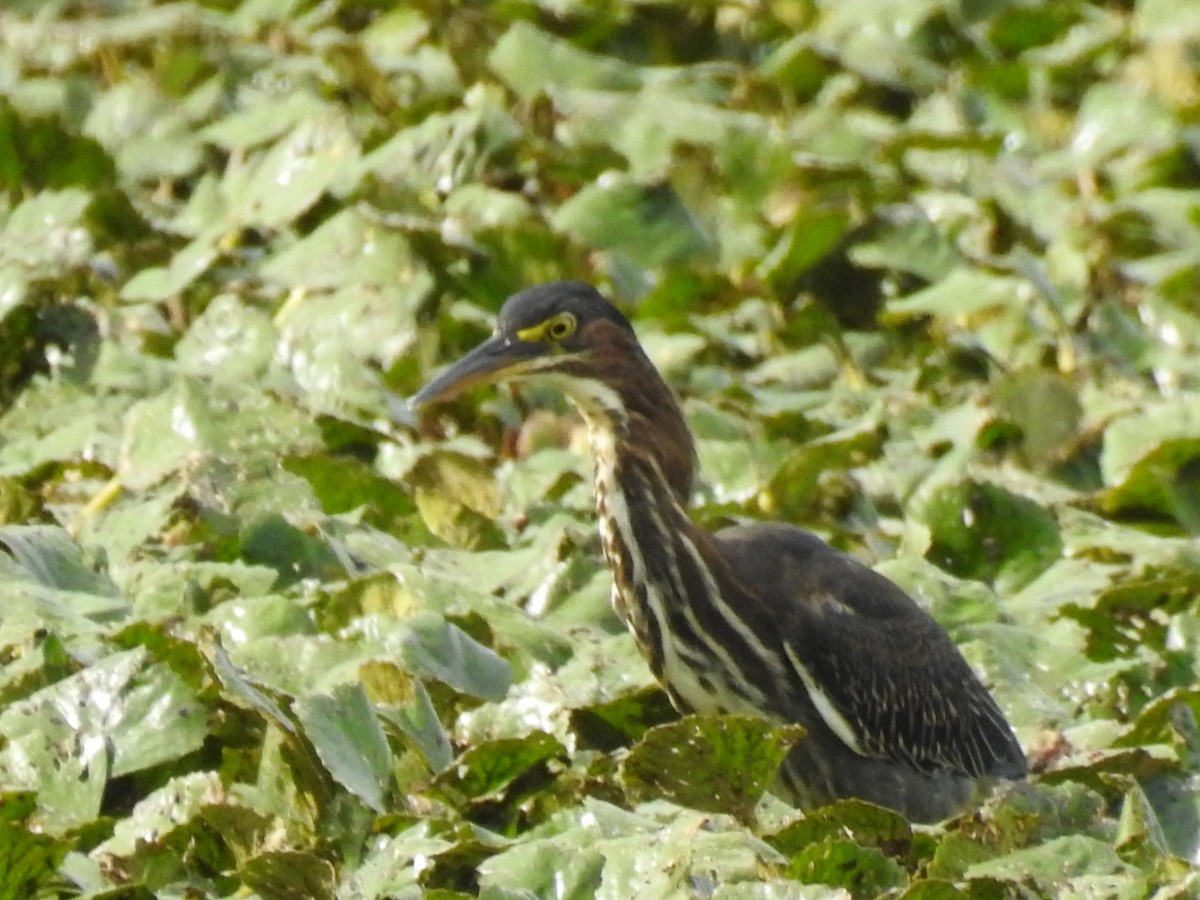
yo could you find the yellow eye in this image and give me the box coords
[545,313,576,341]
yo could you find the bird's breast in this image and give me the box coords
[595,468,657,658]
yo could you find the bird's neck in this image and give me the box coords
[572,394,780,716]
[563,364,696,504]
[580,398,698,686]
[556,367,696,658]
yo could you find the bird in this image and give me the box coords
[412,281,1027,822]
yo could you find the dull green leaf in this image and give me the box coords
[295,683,393,812]
[620,715,804,822]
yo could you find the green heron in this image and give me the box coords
[413,281,1026,822]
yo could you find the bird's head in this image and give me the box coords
[413,280,696,498]
[411,281,638,415]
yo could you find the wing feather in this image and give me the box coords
[715,522,1026,779]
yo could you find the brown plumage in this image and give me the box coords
[413,281,1027,821]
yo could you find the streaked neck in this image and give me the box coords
[564,380,781,717]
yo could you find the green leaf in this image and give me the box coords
[963,835,1131,887]
[884,269,1054,365]
[620,715,804,822]
[1100,396,1200,529]
[768,799,914,858]
[85,79,204,181]
[260,208,420,291]
[990,368,1083,469]
[120,229,221,302]
[431,731,565,805]
[174,294,278,382]
[895,880,965,900]
[0,524,120,597]
[1116,781,1174,870]
[552,178,710,270]
[238,513,342,586]
[211,644,299,737]
[916,479,1062,590]
[118,377,323,492]
[222,113,360,230]
[849,208,959,282]
[357,94,519,192]
[0,187,92,273]
[888,268,1026,320]
[408,450,505,550]
[786,837,908,896]
[200,90,331,152]
[477,839,604,900]
[361,660,453,772]
[0,648,207,830]
[765,422,882,521]
[490,23,644,100]
[0,381,126,477]
[238,850,337,900]
[399,610,512,702]
[570,685,678,751]
[1067,82,1176,167]
[1143,773,1200,863]
[0,477,38,526]
[295,683,393,813]
[95,770,226,858]
[477,799,785,897]
[0,820,68,900]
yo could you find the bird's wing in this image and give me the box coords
[714,523,1026,779]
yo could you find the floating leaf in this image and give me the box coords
[361,660,453,773]
[489,22,644,100]
[990,368,1083,469]
[916,479,1062,591]
[0,820,68,900]
[295,684,393,812]
[787,837,909,897]
[431,731,566,806]
[94,770,226,858]
[398,610,512,702]
[963,835,1132,889]
[223,113,360,230]
[620,715,804,822]
[238,850,337,900]
[1100,397,1200,529]
[769,799,914,859]
[0,524,120,598]
[0,648,207,832]
[552,178,710,269]
[174,294,278,382]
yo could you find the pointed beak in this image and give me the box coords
[410,334,543,409]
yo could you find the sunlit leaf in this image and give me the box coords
[295,683,393,812]
[398,611,512,702]
[964,834,1132,889]
[94,770,226,858]
[223,113,360,230]
[361,660,453,772]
